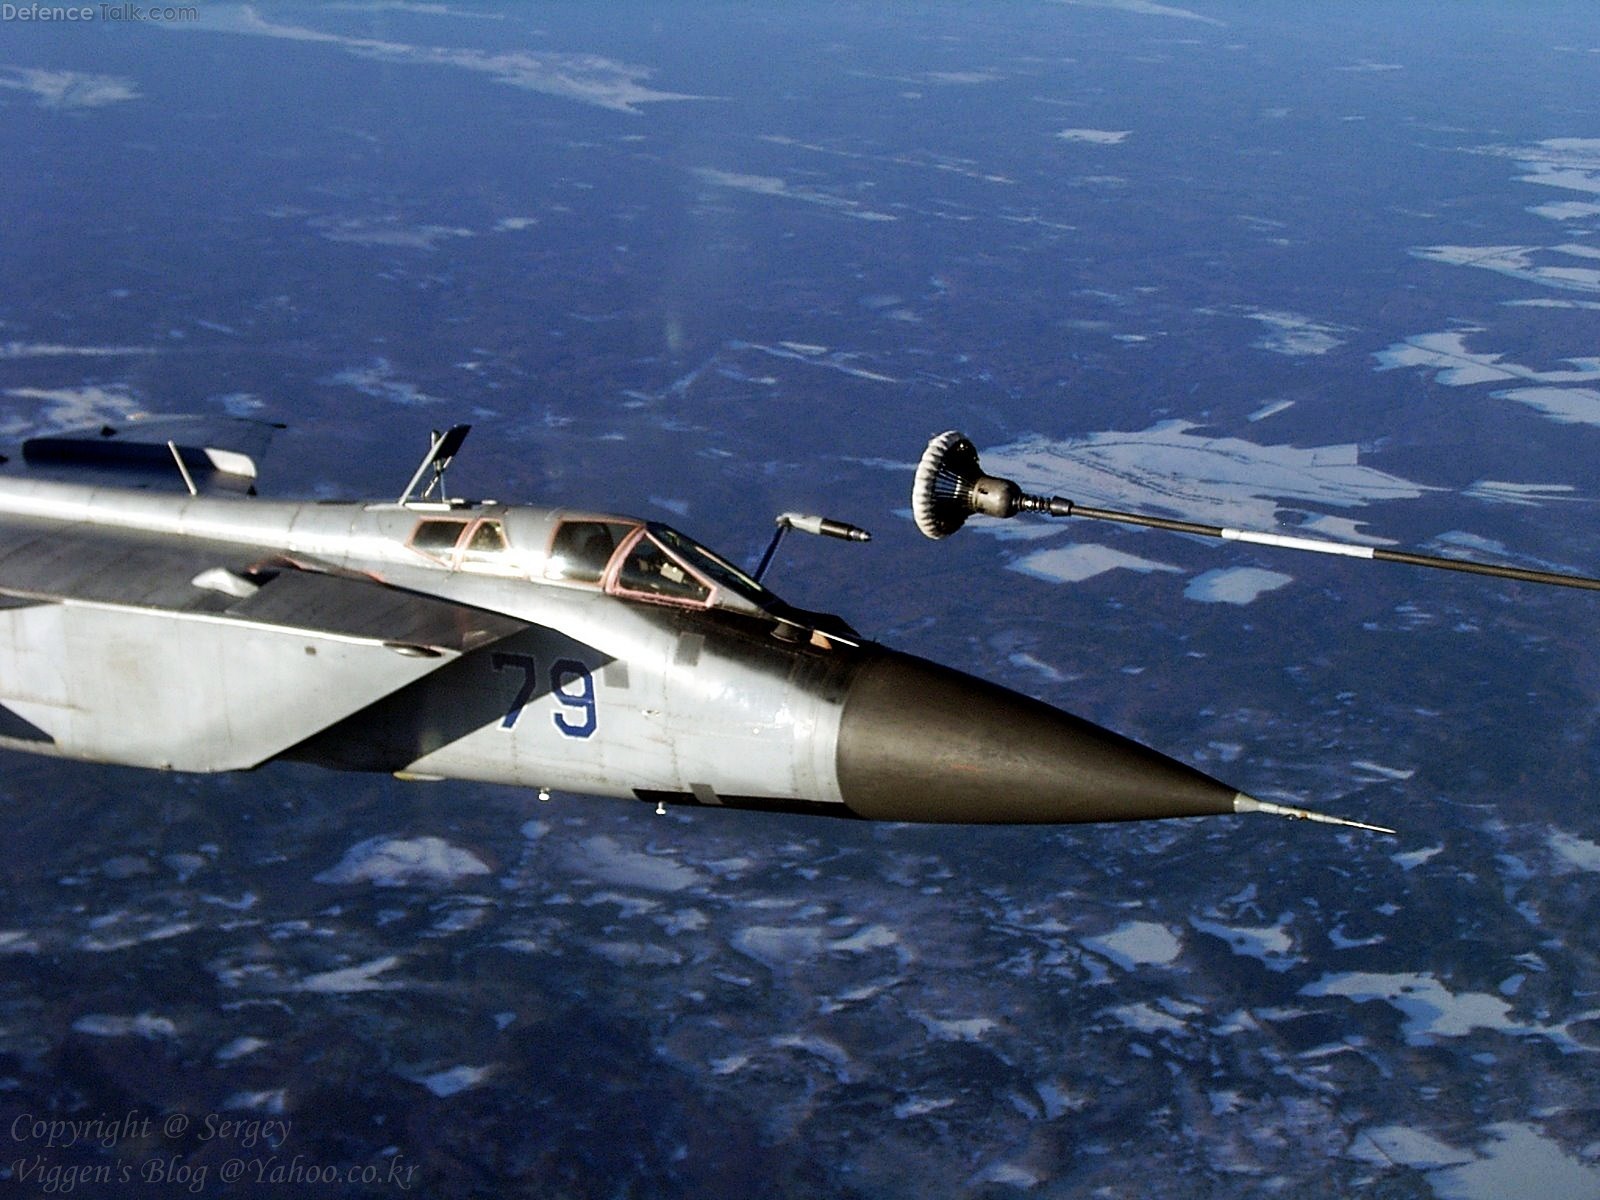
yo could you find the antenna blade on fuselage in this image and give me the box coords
[397,424,471,505]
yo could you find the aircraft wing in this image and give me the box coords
[0,518,528,772]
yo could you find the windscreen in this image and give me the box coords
[648,523,772,608]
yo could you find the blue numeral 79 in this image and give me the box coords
[549,659,596,739]
[492,653,597,738]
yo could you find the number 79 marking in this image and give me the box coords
[492,652,597,739]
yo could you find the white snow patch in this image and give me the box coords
[299,955,404,993]
[1466,480,1581,506]
[1035,1080,1081,1119]
[1411,244,1600,293]
[1350,1125,1474,1170]
[1083,920,1182,970]
[972,1161,1045,1188]
[315,836,490,887]
[72,1013,176,1039]
[78,919,200,953]
[916,1014,999,1042]
[1501,137,1600,194]
[1430,530,1514,558]
[1051,0,1226,26]
[1329,926,1385,950]
[0,931,39,954]
[732,925,824,969]
[1393,844,1444,871]
[216,1036,269,1063]
[1351,759,1415,782]
[1376,330,1600,394]
[659,908,708,936]
[696,168,897,222]
[925,71,1002,85]
[894,1095,957,1119]
[0,67,139,108]
[1056,128,1130,145]
[1374,329,1515,385]
[0,385,140,438]
[1299,971,1587,1046]
[223,1090,287,1115]
[416,1065,494,1097]
[313,216,473,250]
[1248,399,1295,421]
[565,836,705,893]
[1009,652,1069,682]
[591,941,682,967]
[1549,830,1600,872]
[1111,1002,1188,1035]
[830,924,901,954]
[1530,201,1600,220]
[183,7,699,114]
[212,392,264,417]
[1504,298,1600,310]
[976,422,1427,534]
[1239,308,1348,356]
[0,341,154,359]
[323,358,444,406]
[729,339,899,384]
[1010,543,1182,584]
[1184,567,1292,605]
[1191,917,1299,971]
[1431,1122,1600,1200]
[1494,386,1600,427]
[772,1034,852,1071]
[1292,514,1393,545]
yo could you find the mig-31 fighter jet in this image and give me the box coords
[5,417,1586,835]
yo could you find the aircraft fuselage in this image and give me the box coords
[0,475,1256,825]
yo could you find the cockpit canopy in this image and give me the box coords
[402,510,850,635]
[546,518,773,616]
[405,512,772,614]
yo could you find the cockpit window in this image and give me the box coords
[461,519,508,560]
[615,534,711,604]
[410,518,469,557]
[546,520,637,584]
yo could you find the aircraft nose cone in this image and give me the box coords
[835,649,1240,824]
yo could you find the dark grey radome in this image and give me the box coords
[835,648,1243,825]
